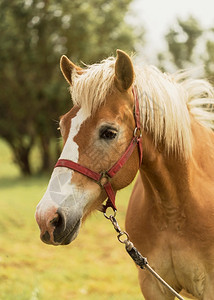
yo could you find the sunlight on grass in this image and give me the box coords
[0,139,191,299]
[0,140,142,300]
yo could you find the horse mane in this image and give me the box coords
[70,56,214,158]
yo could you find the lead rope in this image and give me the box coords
[104,212,185,300]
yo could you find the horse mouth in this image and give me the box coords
[58,219,81,245]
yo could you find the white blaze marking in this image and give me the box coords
[60,108,90,162]
[37,108,92,211]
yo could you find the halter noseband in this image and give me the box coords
[55,87,143,212]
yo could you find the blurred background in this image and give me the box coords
[0,0,214,176]
[0,0,213,299]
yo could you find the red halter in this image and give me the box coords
[55,87,143,212]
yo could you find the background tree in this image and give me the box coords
[0,0,143,175]
[204,33,214,85]
[165,16,202,69]
[158,15,214,85]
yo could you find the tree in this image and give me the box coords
[204,34,214,84]
[158,15,214,84]
[0,0,142,175]
[165,16,202,69]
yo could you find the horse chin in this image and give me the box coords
[58,218,82,245]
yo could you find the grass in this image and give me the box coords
[0,140,142,300]
[0,140,191,300]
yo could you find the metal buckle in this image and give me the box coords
[97,171,110,187]
[134,127,142,138]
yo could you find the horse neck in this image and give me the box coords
[140,132,189,208]
[139,120,214,226]
[190,118,214,178]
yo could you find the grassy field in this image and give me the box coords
[0,140,143,300]
[0,140,191,300]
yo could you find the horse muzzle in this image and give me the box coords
[35,204,82,245]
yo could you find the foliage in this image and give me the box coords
[0,0,141,175]
[204,36,214,84]
[158,16,214,85]
[165,16,202,68]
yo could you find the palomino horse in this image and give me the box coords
[36,50,214,299]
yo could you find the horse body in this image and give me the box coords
[126,119,214,299]
[36,50,214,299]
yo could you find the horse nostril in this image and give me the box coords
[38,207,82,245]
[50,213,62,228]
[51,209,66,232]
[42,231,50,243]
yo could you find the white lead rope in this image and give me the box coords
[144,264,184,300]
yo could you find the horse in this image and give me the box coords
[35,49,214,299]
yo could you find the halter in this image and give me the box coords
[55,86,143,212]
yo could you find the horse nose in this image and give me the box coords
[35,206,66,245]
[36,206,81,245]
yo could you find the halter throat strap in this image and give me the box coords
[55,86,142,212]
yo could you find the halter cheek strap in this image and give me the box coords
[55,86,142,212]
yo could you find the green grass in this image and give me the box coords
[0,140,142,300]
[0,140,191,299]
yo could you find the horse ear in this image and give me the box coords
[114,49,134,92]
[60,55,82,85]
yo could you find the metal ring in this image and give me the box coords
[134,127,142,138]
[104,208,117,220]
[97,171,110,187]
[117,231,130,244]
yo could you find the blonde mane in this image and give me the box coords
[70,57,214,157]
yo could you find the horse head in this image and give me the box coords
[35,50,140,245]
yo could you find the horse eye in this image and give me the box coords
[99,128,117,140]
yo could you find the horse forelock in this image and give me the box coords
[70,57,116,115]
[69,55,214,158]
